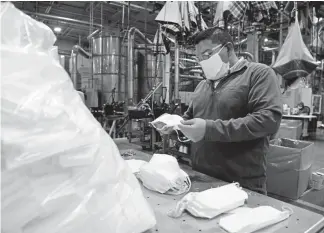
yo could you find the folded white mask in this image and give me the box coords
[219,205,293,233]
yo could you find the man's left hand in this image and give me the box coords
[178,118,206,142]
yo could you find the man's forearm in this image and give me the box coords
[204,110,282,142]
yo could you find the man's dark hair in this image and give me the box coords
[192,27,234,46]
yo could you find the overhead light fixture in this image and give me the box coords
[264,38,268,42]
[54,27,62,33]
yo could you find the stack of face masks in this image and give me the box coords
[138,154,191,195]
[168,183,248,219]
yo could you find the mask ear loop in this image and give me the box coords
[282,206,294,216]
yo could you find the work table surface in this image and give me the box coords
[114,139,324,233]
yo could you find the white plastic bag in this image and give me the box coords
[169,183,248,219]
[138,154,191,195]
[1,3,156,233]
[219,206,292,233]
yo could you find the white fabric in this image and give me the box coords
[155,1,182,26]
[169,183,248,219]
[150,113,184,131]
[219,206,292,233]
[138,154,191,195]
[1,3,156,233]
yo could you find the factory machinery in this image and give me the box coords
[69,28,175,150]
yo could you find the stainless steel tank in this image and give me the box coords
[92,36,126,103]
[137,52,164,103]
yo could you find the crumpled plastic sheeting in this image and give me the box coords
[273,17,318,80]
[1,3,156,233]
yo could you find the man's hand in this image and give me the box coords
[178,118,206,142]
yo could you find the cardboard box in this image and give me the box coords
[267,138,314,200]
[310,168,324,190]
[275,120,302,140]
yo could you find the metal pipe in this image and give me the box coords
[45,1,54,14]
[128,2,130,29]
[238,52,254,61]
[179,58,198,63]
[100,3,104,105]
[262,47,279,51]
[107,1,153,12]
[234,38,247,46]
[122,4,125,30]
[23,11,103,28]
[71,45,91,59]
[174,40,180,100]
[183,66,202,71]
[89,2,94,89]
[270,51,276,67]
[237,23,241,54]
[127,27,153,105]
[87,29,100,40]
[70,45,92,89]
[71,53,78,89]
[180,75,203,79]
[279,1,283,49]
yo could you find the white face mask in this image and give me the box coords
[199,46,229,80]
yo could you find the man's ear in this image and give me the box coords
[225,43,234,55]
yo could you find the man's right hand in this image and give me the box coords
[159,125,174,135]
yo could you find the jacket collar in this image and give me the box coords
[229,57,248,74]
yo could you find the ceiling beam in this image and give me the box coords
[85,2,101,12]
[45,1,55,14]
[23,11,103,28]
[106,1,155,13]
[41,1,55,23]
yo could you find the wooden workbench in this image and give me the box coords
[114,139,324,233]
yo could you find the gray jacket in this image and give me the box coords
[183,60,282,194]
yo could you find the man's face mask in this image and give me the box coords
[199,44,229,80]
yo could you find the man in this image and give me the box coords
[161,27,282,194]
